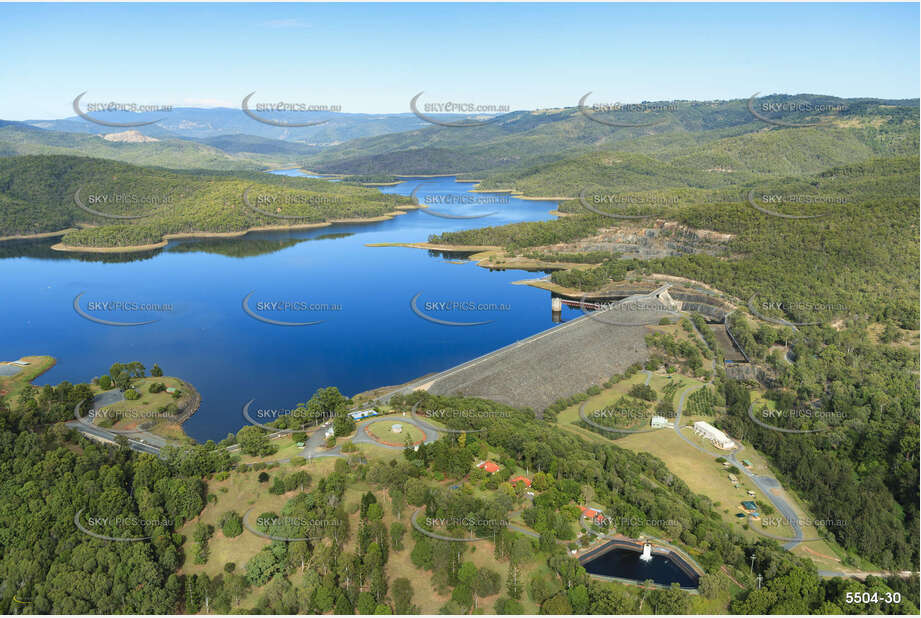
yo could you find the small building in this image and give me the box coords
[650,415,670,428]
[728,474,738,483]
[349,409,379,421]
[579,505,606,524]
[693,420,736,450]
[391,423,403,433]
[476,460,500,474]
[740,500,758,513]
[509,475,532,487]
[324,427,335,439]
[741,459,753,468]
[166,387,177,393]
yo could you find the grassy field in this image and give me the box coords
[556,368,853,567]
[180,458,339,580]
[619,428,793,534]
[557,370,701,434]
[0,355,56,405]
[236,435,307,464]
[91,376,187,426]
[179,471,287,579]
[365,419,426,445]
[354,442,405,462]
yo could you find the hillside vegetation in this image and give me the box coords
[0,155,414,247]
[303,95,918,178]
[2,376,917,614]
[0,121,268,171]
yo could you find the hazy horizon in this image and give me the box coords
[2,2,918,121]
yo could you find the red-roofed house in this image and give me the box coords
[476,460,500,474]
[579,505,606,524]
[509,475,532,487]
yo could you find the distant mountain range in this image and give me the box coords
[3,94,917,184]
[300,94,919,182]
[2,106,442,170]
[0,120,269,170]
[25,106,429,144]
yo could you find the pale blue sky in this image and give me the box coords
[1,2,918,120]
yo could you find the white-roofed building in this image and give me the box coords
[693,420,736,450]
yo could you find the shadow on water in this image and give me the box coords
[167,233,353,258]
[0,238,161,263]
[581,545,699,589]
[0,232,356,262]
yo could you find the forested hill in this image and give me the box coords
[2,376,917,613]
[0,121,271,171]
[26,107,427,143]
[0,155,413,247]
[431,153,920,572]
[301,95,918,177]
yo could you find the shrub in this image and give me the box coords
[219,511,243,538]
[628,384,657,401]
[269,477,286,495]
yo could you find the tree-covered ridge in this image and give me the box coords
[0,121,268,171]
[303,95,918,177]
[474,126,918,198]
[430,154,919,571]
[0,155,414,247]
[715,315,919,570]
[2,379,917,614]
[433,156,919,327]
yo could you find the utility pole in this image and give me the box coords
[750,554,755,574]
[756,575,763,589]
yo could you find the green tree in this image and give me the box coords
[392,577,415,614]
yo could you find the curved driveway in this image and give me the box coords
[300,415,441,460]
[669,382,805,549]
[67,390,165,456]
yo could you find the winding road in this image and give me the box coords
[298,415,443,460]
[67,390,168,457]
[668,382,806,549]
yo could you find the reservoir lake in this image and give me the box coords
[1,173,583,442]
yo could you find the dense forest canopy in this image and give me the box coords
[1,379,917,614]
[0,155,414,247]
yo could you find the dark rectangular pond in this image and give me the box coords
[581,544,699,589]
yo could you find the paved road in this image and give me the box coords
[67,390,170,457]
[299,415,442,460]
[69,422,163,456]
[669,382,805,549]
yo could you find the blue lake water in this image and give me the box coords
[1,174,582,442]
